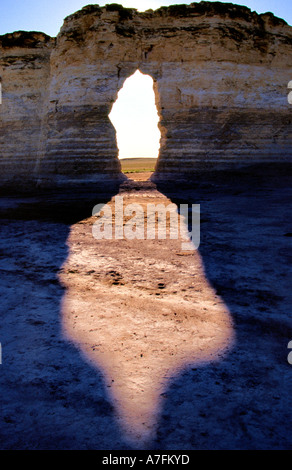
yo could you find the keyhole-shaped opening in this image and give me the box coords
[109,70,160,174]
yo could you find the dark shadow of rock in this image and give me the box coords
[1,165,291,449]
[152,163,292,450]
[0,179,136,450]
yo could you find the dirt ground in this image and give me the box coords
[0,166,291,449]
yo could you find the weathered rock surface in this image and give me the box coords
[0,3,292,188]
[0,32,54,186]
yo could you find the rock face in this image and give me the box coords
[0,3,292,188]
[0,32,54,186]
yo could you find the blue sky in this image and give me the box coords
[1,1,291,159]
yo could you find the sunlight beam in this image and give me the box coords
[60,191,235,446]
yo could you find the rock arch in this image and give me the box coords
[0,3,291,188]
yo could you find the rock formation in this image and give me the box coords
[0,32,54,187]
[0,3,292,188]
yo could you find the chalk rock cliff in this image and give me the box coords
[0,32,54,186]
[0,3,292,188]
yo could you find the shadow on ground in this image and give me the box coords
[153,164,292,449]
[0,165,291,449]
[0,182,132,450]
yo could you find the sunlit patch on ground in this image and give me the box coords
[60,176,234,445]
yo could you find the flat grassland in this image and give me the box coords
[120,157,157,173]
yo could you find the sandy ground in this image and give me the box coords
[0,167,291,449]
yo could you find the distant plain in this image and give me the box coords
[120,157,157,173]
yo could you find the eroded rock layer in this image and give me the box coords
[0,3,292,187]
[0,32,54,186]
